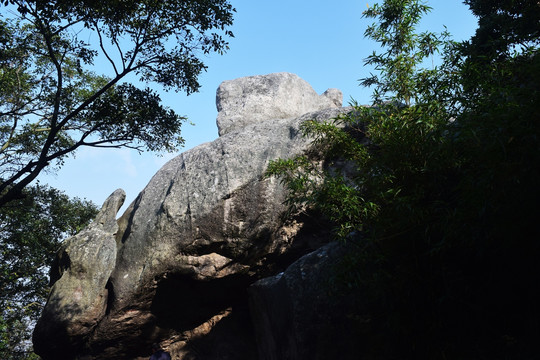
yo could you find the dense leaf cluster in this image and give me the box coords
[0,185,97,359]
[267,0,540,358]
[0,0,235,206]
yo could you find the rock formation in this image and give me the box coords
[33,72,350,359]
[249,242,362,360]
[33,189,125,358]
[216,72,342,136]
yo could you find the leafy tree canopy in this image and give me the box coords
[267,0,539,357]
[0,184,98,359]
[0,0,235,207]
[463,0,540,59]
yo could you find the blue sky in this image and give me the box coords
[40,1,478,213]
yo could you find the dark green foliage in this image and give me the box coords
[0,0,235,206]
[463,0,540,60]
[0,0,235,356]
[267,0,540,358]
[0,185,98,359]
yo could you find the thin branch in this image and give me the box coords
[95,22,119,76]
[0,108,34,118]
[32,8,63,134]
[112,35,126,72]
[58,68,128,129]
[125,30,144,71]
[82,141,139,150]
[54,17,86,35]
[0,117,18,154]
[43,136,138,164]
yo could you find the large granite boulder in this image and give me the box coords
[33,73,348,359]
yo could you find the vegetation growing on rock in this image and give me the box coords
[267,0,540,358]
[0,185,98,359]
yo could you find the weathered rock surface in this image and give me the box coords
[33,189,125,358]
[216,72,342,136]
[249,242,362,360]
[34,73,349,359]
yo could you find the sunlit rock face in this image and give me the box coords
[216,72,342,136]
[33,73,347,360]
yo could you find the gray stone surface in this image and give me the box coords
[33,73,350,360]
[216,72,342,136]
[110,107,347,310]
[249,242,362,360]
[33,189,125,358]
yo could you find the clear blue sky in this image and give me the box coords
[40,0,478,213]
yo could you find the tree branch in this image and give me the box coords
[112,34,126,72]
[94,21,120,76]
[0,116,18,154]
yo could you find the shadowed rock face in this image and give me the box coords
[249,242,363,360]
[33,189,125,359]
[33,73,347,359]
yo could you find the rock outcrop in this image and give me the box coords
[249,242,362,360]
[216,72,342,136]
[33,189,125,358]
[33,72,349,359]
